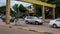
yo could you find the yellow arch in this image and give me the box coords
[20,0,56,8]
[6,0,56,24]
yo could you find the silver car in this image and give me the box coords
[25,16,43,25]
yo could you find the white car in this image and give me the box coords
[49,19,60,28]
[25,16,43,25]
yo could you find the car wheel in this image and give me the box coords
[35,21,39,25]
[53,24,57,28]
[25,21,29,24]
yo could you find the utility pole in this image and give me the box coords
[6,0,10,24]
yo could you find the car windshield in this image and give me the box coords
[56,19,60,22]
[26,16,38,19]
[38,17,42,19]
[33,17,38,19]
[27,16,33,19]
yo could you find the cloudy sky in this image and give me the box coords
[0,0,32,7]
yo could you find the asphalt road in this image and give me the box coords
[0,25,41,34]
[0,19,60,34]
[15,19,60,34]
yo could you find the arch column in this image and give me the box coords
[42,6,45,21]
[53,8,55,19]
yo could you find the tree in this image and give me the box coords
[10,8,16,17]
[19,4,27,17]
[57,0,60,3]
[47,0,56,4]
[12,4,27,18]
[33,4,42,16]
[19,4,27,12]
[12,4,19,18]
[0,6,16,17]
[40,0,56,4]
[0,6,6,15]
[33,0,60,18]
[33,0,56,18]
[12,4,18,12]
[40,0,48,2]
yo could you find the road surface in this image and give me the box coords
[0,19,60,34]
[14,19,60,34]
[0,25,41,34]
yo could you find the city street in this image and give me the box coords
[14,19,60,34]
[0,19,60,34]
[0,25,41,34]
[0,0,59,34]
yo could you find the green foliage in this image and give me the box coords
[10,9,16,17]
[58,0,60,3]
[12,4,27,18]
[40,0,48,2]
[0,6,16,17]
[12,4,18,11]
[12,4,19,18]
[33,4,42,16]
[33,0,60,18]
[0,6,6,15]
[19,4,27,17]
[40,0,56,4]
[47,0,56,4]
[19,4,27,12]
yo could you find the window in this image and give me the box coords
[56,19,60,22]
[27,16,33,19]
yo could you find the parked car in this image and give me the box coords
[0,15,2,18]
[1,15,6,22]
[38,16,42,19]
[1,16,15,22]
[25,16,43,25]
[49,19,60,28]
